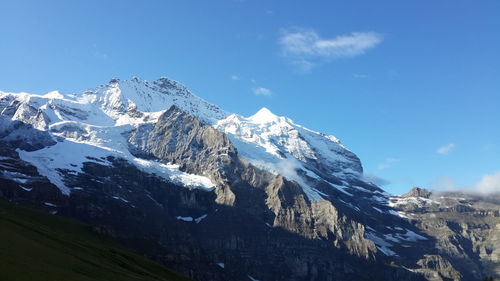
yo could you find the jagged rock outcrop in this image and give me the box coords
[402,187,432,199]
[413,255,462,281]
[127,105,379,260]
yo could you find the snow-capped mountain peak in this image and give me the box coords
[216,106,365,200]
[77,77,229,125]
[248,107,281,124]
[1,76,370,201]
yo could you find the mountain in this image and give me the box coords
[0,77,498,281]
[0,198,191,281]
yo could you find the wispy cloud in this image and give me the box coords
[229,76,271,96]
[363,173,391,186]
[279,28,383,70]
[430,172,500,194]
[436,143,455,155]
[252,87,272,96]
[291,60,315,73]
[475,171,500,194]
[430,175,459,191]
[353,73,369,79]
[377,158,400,170]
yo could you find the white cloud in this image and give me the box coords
[231,75,240,80]
[291,59,316,73]
[474,171,500,194]
[279,28,382,68]
[428,172,500,194]
[363,173,391,186]
[377,158,400,170]
[430,175,459,191]
[253,87,272,96]
[436,143,455,155]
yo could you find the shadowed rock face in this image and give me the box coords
[128,105,240,206]
[0,116,56,151]
[127,106,379,259]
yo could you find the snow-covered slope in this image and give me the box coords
[215,107,365,200]
[0,77,225,194]
[0,77,371,201]
[78,77,229,125]
[216,107,361,175]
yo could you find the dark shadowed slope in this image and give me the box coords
[0,198,191,281]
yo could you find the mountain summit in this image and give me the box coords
[248,107,280,123]
[1,77,498,281]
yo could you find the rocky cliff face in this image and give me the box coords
[390,187,500,281]
[0,77,498,281]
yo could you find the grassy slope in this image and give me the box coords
[0,199,191,281]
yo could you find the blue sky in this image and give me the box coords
[1,0,499,194]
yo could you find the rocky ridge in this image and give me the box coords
[390,187,500,281]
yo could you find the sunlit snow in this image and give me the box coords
[3,78,219,194]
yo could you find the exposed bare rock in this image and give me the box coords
[391,188,500,280]
[402,187,432,199]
